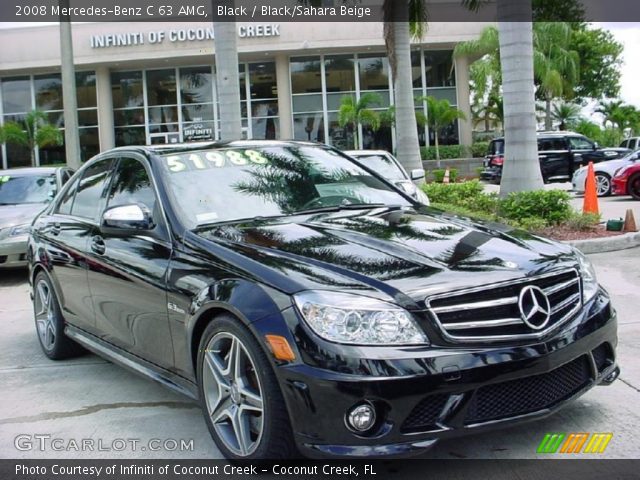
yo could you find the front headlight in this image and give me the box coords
[9,224,30,237]
[614,165,631,178]
[574,249,599,303]
[293,291,428,345]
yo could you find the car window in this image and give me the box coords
[351,154,406,181]
[60,169,73,185]
[70,158,115,221]
[0,174,57,205]
[569,137,594,150]
[106,157,157,214]
[620,140,629,149]
[56,175,80,215]
[538,138,566,151]
[489,140,504,155]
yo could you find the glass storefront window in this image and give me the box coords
[111,71,144,108]
[35,74,63,111]
[411,51,423,88]
[6,143,31,168]
[291,57,322,94]
[327,112,355,151]
[183,121,214,142]
[76,71,97,108]
[249,63,277,99]
[358,55,390,91]
[293,113,324,143]
[251,117,278,140]
[180,67,213,104]
[1,77,31,114]
[79,127,100,161]
[325,55,355,93]
[148,106,178,124]
[424,50,456,87]
[182,103,214,122]
[146,69,177,106]
[115,127,145,147]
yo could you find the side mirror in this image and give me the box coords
[101,204,154,236]
[593,142,599,150]
[410,169,425,180]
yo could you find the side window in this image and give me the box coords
[106,157,157,211]
[71,159,115,220]
[569,137,594,150]
[56,176,80,215]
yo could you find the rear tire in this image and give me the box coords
[33,271,85,360]
[629,173,640,200]
[197,315,297,459]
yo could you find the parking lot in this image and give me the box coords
[1,246,639,459]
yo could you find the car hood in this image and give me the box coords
[0,203,46,229]
[194,207,577,303]
[597,158,633,174]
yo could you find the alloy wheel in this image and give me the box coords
[202,332,264,457]
[595,174,611,197]
[35,280,56,350]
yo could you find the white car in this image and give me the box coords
[344,150,430,205]
[572,150,640,197]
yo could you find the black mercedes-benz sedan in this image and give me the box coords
[28,141,619,459]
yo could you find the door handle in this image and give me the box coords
[51,223,61,236]
[91,235,106,255]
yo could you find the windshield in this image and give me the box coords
[0,174,57,205]
[159,145,411,228]
[349,154,406,181]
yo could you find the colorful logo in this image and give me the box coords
[537,433,613,454]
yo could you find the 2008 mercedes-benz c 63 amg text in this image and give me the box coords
[28,141,619,459]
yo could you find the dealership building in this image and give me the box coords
[0,21,487,169]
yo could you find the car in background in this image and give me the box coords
[344,150,430,205]
[0,167,73,268]
[612,161,640,200]
[619,137,640,151]
[572,150,640,197]
[481,132,630,184]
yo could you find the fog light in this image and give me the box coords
[346,403,376,432]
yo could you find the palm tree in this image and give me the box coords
[497,0,544,195]
[337,93,382,149]
[533,23,580,130]
[0,110,62,167]
[421,96,466,167]
[552,102,581,131]
[214,18,242,139]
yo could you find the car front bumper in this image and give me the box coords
[480,166,501,182]
[0,235,28,268]
[272,290,618,458]
[612,177,627,196]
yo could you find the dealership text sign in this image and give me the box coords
[90,24,280,48]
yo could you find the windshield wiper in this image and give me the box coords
[293,203,403,215]
[194,214,288,229]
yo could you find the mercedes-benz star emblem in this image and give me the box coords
[518,285,551,330]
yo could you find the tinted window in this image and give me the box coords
[56,175,80,215]
[350,154,406,181]
[106,157,157,213]
[0,174,57,205]
[538,138,566,151]
[569,137,594,150]
[71,159,115,220]
[489,140,504,155]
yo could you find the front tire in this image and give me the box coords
[197,315,297,459]
[33,271,85,360]
[595,172,612,197]
[629,173,640,200]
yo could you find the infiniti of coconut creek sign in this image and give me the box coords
[90,24,280,48]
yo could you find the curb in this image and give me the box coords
[563,231,640,254]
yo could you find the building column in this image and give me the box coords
[275,54,293,140]
[455,55,473,149]
[95,66,115,151]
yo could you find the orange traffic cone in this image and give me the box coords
[583,161,599,216]
[443,167,451,184]
[623,209,638,232]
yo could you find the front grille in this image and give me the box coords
[465,356,591,424]
[402,394,449,431]
[426,269,581,342]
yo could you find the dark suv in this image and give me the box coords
[481,132,630,184]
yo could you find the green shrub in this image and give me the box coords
[423,180,498,212]
[499,190,572,225]
[470,141,489,158]
[420,145,468,160]
[565,212,601,231]
[513,217,548,231]
[431,168,459,183]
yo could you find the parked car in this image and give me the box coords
[29,141,619,459]
[481,132,630,184]
[344,150,430,205]
[619,137,640,151]
[0,167,73,268]
[572,150,640,197]
[612,160,640,200]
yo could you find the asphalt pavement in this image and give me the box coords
[1,246,639,459]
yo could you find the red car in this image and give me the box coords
[612,162,640,200]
